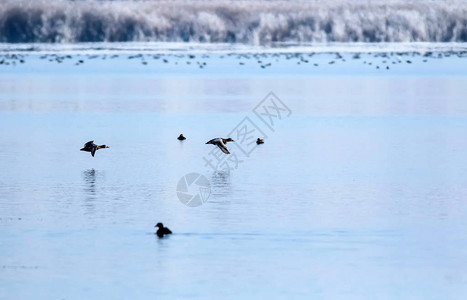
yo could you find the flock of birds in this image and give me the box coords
[80,134,265,237]
[10,49,464,238]
[80,135,264,157]
[1,51,465,70]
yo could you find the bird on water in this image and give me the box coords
[256,138,264,145]
[205,138,234,154]
[155,223,172,238]
[80,141,109,157]
[177,134,186,140]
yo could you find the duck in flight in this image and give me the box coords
[155,223,172,238]
[80,141,109,157]
[205,138,234,154]
[256,138,264,145]
[177,134,186,140]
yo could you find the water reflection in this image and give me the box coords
[209,171,231,199]
[82,169,104,214]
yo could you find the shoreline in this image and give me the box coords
[0,42,467,55]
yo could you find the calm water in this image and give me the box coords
[1,46,467,299]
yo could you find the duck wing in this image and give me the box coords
[91,146,97,157]
[216,140,230,154]
[84,141,94,147]
[206,138,220,144]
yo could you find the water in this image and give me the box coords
[1,43,467,298]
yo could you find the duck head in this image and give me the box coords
[155,223,163,228]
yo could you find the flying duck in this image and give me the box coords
[177,134,186,140]
[155,223,172,238]
[256,138,264,144]
[206,138,234,154]
[80,141,109,157]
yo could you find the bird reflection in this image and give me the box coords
[82,169,104,213]
[209,170,232,199]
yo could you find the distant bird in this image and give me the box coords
[80,141,109,157]
[206,138,234,154]
[155,223,172,238]
[177,134,186,140]
[256,138,264,145]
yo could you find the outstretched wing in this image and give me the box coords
[84,140,94,147]
[91,146,96,157]
[216,141,230,154]
[206,138,218,144]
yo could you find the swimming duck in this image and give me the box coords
[80,141,109,157]
[177,134,186,140]
[205,138,234,154]
[256,138,264,145]
[155,223,172,238]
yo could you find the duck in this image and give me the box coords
[80,141,109,157]
[177,134,186,140]
[256,138,264,145]
[205,138,234,154]
[155,223,172,238]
